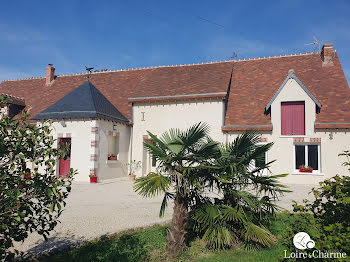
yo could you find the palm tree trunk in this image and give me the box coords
[167,193,188,257]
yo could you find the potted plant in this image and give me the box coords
[89,173,98,183]
[126,160,142,181]
[108,153,117,160]
[299,165,313,173]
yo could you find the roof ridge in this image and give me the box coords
[88,81,98,113]
[2,52,318,82]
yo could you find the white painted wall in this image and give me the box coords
[97,120,131,181]
[37,119,131,182]
[132,100,225,176]
[50,120,92,182]
[31,78,349,185]
[227,78,350,185]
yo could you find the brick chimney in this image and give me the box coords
[46,64,55,86]
[320,43,334,67]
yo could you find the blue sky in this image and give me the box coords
[0,0,350,83]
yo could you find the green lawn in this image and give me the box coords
[34,213,294,262]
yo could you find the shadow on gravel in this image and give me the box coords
[34,234,148,262]
[22,233,86,261]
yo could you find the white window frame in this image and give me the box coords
[293,143,321,174]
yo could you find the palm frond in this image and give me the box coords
[192,205,219,226]
[143,141,168,160]
[221,205,246,223]
[133,172,171,198]
[244,222,275,247]
[159,192,174,217]
[202,224,235,249]
[180,122,210,149]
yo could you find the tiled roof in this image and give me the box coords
[0,52,349,130]
[0,61,234,122]
[32,81,129,123]
[224,52,350,131]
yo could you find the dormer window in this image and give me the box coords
[281,101,305,136]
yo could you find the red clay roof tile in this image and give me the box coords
[0,52,349,130]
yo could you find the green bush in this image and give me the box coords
[285,151,350,260]
[292,175,350,254]
[0,97,76,261]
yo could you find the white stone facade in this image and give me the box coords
[31,78,349,184]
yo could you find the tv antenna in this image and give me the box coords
[230,52,238,60]
[85,66,94,80]
[305,36,322,53]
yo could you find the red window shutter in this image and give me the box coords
[281,102,305,135]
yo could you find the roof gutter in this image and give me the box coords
[128,92,227,103]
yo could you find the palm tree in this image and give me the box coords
[191,131,290,249]
[134,124,289,255]
[134,123,220,256]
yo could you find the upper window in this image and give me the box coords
[281,101,305,136]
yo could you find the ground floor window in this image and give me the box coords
[295,144,320,172]
[108,133,119,159]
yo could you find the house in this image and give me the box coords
[0,43,349,185]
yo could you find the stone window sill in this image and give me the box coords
[106,160,119,164]
[280,135,307,138]
[291,172,324,176]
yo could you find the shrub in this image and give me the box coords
[287,151,350,259]
[0,97,76,260]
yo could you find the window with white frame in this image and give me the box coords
[295,144,320,172]
[107,133,119,159]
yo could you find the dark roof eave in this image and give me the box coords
[314,122,350,129]
[128,92,227,103]
[32,111,129,124]
[222,125,273,132]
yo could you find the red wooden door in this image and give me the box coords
[59,158,71,177]
[59,138,71,177]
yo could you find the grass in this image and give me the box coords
[33,213,296,262]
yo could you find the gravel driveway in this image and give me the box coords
[14,178,173,257]
[13,179,314,257]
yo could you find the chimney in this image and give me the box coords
[46,64,55,86]
[320,43,334,67]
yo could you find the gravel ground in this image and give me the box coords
[14,178,173,257]
[13,179,315,257]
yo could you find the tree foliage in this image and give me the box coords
[134,123,288,256]
[0,97,76,260]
